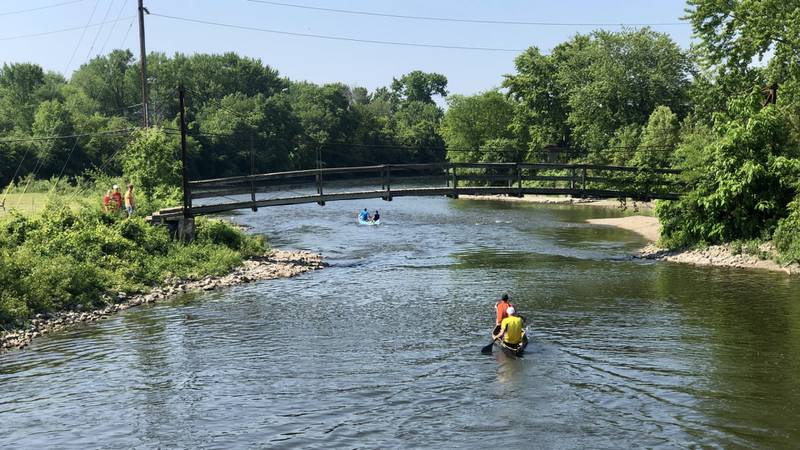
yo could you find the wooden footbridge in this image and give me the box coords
[151,162,683,221]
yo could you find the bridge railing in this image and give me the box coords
[188,162,682,199]
[149,162,684,218]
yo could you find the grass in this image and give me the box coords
[0,192,95,217]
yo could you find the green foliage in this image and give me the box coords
[121,127,181,213]
[774,197,800,263]
[196,218,267,257]
[657,100,800,248]
[442,91,517,162]
[0,207,267,327]
[504,29,689,158]
[686,0,800,73]
[631,106,679,169]
[390,71,448,105]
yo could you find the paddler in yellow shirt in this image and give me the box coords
[493,306,524,347]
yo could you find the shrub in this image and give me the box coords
[774,198,800,263]
[0,206,268,328]
[196,218,267,257]
[658,100,800,248]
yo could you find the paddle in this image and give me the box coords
[481,324,502,354]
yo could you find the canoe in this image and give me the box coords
[495,333,528,357]
[357,218,380,225]
[491,323,529,357]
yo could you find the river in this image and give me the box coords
[1,196,799,448]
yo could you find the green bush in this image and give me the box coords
[196,218,267,257]
[658,100,800,248]
[0,206,268,328]
[774,198,800,263]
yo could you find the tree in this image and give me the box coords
[390,71,448,105]
[70,50,138,117]
[504,29,691,157]
[441,90,517,162]
[31,100,78,177]
[196,92,299,177]
[686,0,800,132]
[391,101,446,162]
[631,106,679,168]
[685,0,800,73]
[288,82,358,167]
[122,127,181,205]
[657,97,800,247]
[503,47,568,151]
[0,63,47,131]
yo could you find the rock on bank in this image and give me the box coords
[0,249,324,352]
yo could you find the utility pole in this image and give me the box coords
[137,0,150,127]
[179,86,190,220]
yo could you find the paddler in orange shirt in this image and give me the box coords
[495,293,513,325]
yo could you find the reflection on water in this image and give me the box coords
[1,195,799,448]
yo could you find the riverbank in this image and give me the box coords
[460,194,654,211]
[585,214,800,275]
[637,243,800,275]
[0,249,324,352]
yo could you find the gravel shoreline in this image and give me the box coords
[635,243,800,275]
[460,194,654,210]
[0,249,324,352]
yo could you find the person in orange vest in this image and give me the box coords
[495,293,514,325]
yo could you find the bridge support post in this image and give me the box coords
[454,166,459,198]
[381,165,392,201]
[515,163,523,198]
[570,167,576,190]
[177,216,195,242]
[315,145,325,206]
[178,86,193,238]
[250,133,257,212]
[581,165,587,198]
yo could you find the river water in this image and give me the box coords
[1,196,799,449]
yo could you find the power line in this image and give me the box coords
[120,18,135,47]
[0,15,136,41]
[0,0,84,17]
[63,0,101,75]
[84,0,117,61]
[247,0,689,27]
[0,128,136,144]
[150,13,525,52]
[98,0,130,55]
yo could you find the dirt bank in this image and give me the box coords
[587,216,660,242]
[585,215,800,275]
[0,249,324,352]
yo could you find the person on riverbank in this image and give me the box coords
[124,184,136,217]
[493,306,524,346]
[102,189,112,212]
[495,293,513,325]
[359,208,369,222]
[111,185,123,213]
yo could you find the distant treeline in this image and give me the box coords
[0,51,451,185]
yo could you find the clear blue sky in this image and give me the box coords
[1,0,695,96]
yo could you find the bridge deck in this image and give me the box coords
[153,186,679,218]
